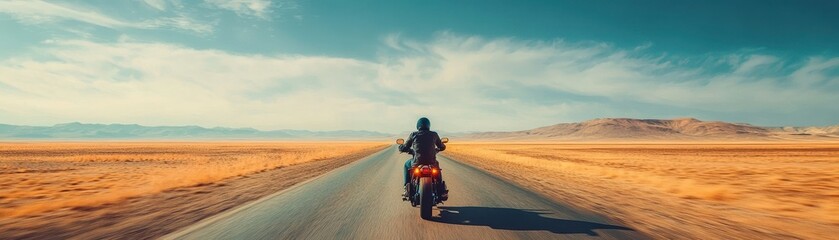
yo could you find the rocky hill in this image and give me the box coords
[465,118,837,141]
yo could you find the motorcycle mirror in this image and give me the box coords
[396,138,404,145]
[441,137,449,143]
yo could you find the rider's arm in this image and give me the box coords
[399,132,416,154]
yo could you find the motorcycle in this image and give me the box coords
[396,137,449,220]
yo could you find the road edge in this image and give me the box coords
[160,147,393,240]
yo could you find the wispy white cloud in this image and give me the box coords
[205,0,273,19]
[0,34,836,131]
[143,0,167,11]
[0,1,128,28]
[0,0,212,34]
[395,33,837,114]
[141,15,214,34]
[732,55,779,74]
[0,39,381,130]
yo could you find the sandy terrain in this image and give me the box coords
[0,142,386,239]
[443,142,839,239]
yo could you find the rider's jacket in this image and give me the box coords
[399,129,446,167]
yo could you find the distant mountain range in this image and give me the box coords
[2,118,837,141]
[462,118,839,141]
[0,122,392,140]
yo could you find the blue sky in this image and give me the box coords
[0,0,837,132]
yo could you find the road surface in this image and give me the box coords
[164,146,647,239]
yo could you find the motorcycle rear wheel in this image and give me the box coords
[419,177,433,219]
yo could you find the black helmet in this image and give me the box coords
[416,117,430,130]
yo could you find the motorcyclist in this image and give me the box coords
[399,117,448,200]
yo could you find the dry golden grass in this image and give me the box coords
[0,142,386,219]
[444,142,839,239]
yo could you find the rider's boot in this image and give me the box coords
[402,183,410,201]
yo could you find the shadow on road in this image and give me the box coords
[434,206,633,236]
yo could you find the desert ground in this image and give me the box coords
[0,142,387,239]
[443,142,839,239]
[2,141,837,239]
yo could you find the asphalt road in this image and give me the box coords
[164,146,647,240]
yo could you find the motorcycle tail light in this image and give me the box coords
[421,168,432,174]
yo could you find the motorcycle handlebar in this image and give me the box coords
[396,144,443,154]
